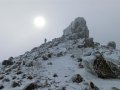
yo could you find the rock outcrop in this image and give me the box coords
[84,38,94,47]
[83,51,120,78]
[85,81,100,90]
[107,41,116,49]
[63,17,89,40]
[72,74,83,83]
[23,83,38,90]
[2,57,14,66]
[93,53,118,78]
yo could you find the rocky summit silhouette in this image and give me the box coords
[0,17,120,90]
[63,17,89,40]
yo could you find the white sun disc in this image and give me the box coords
[34,16,46,28]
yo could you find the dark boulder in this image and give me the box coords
[2,78,10,82]
[2,60,13,66]
[27,75,33,80]
[107,41,116,49]
[62,87,66,90]
[11,80,20,87]
[0,75,4,80]
[111,87,120,90]
[47,53,52,58]
[53,73,58,78]
[42,55,48,60]
[26,61,34,67]
[0,84,4,89]
[77,58,82,62]
[79,62,84,68]
[2,56,14,66]
[57,52,63,57]
[23,83,38,90]
[71,55,75,58]
[84,38,94,48]
[72,74,83,83]
[85,81,100,90]
[8,57,14,60]
[83,52,120,79]
[93,54,119,78]
[16,71,23,75]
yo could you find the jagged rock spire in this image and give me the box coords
[63,17,89,40]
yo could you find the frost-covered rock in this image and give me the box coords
[42,55,48,60]
[83,51,120,78]
[84,38,94,47]
[23,82,38,90]
[93,54,118,78]
[0,84,4,89]
[85,81,100,90]
[111,87,120,90]
[11,80,21,87]
[72,74,83,83]
[63,17,89,40]
[2,56,14,66]
[107,41,116,49]
[0,75,4,80]
[2,59,13,66]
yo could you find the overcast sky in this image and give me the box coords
[0,0,120,61]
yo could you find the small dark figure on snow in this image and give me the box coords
[44,38,47,43]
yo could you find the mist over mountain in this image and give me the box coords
[0,17,120,90]
[1,0,120,61]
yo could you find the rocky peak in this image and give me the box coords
[63,17,89,40]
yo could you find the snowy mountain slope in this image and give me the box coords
[0,17,120,90]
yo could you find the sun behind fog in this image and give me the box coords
[34,16,46,28]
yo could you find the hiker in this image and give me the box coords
[44,38,47,43]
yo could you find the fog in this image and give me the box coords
[0,0,120,61]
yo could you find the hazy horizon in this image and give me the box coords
[0,0,120,61]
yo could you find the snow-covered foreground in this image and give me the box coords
[41,54,83,90]
[1,47,120,90]
[39,54,120,90]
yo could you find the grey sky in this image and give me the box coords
[0,0,120,61]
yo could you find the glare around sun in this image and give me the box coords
[34,16,46,28]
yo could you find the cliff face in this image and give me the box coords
[0,17,120,90]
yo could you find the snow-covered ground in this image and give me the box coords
[39,54,120,90]
[0,38,120,90]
